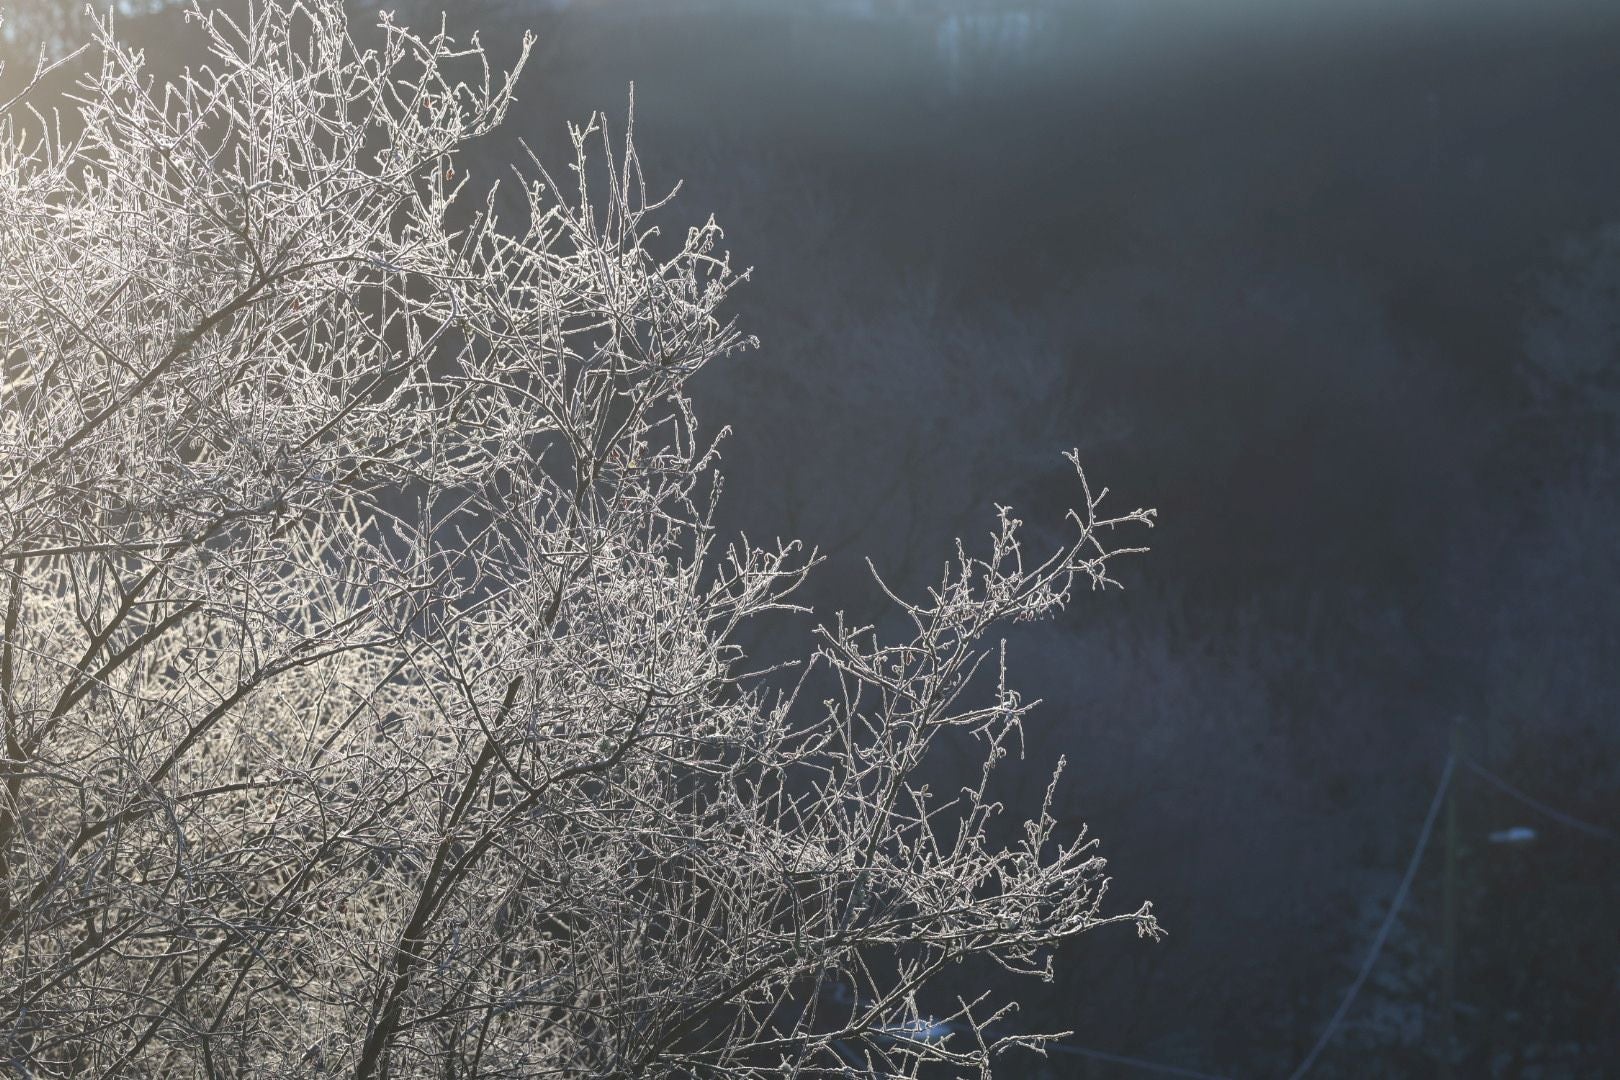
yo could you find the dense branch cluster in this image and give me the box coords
[0,3,1157,1076]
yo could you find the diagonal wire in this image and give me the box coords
[1463,757,1618,842]
[955,746,1607,1080]
[1285,752,1456,1080]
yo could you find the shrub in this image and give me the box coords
[0,3,1157,1075]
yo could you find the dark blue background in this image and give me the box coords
[16,1,1620,1073]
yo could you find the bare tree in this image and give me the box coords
[0,2,1158,1076]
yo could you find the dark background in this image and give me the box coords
[8,1,1620,1075]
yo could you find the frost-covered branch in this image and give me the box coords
[0,3,1157,1076]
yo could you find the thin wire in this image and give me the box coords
[1040,1040,1234,1079]
[1285,752,1456,1080]
[1015,750,1607,1080]
[1463,757,1618,842]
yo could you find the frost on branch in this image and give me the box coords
[0,2,1157,1076]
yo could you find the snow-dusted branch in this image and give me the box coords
[0,3,1156,1076]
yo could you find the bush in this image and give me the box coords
[0,3,1157,1075]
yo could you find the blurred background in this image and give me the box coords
[6,0,1620,1074]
